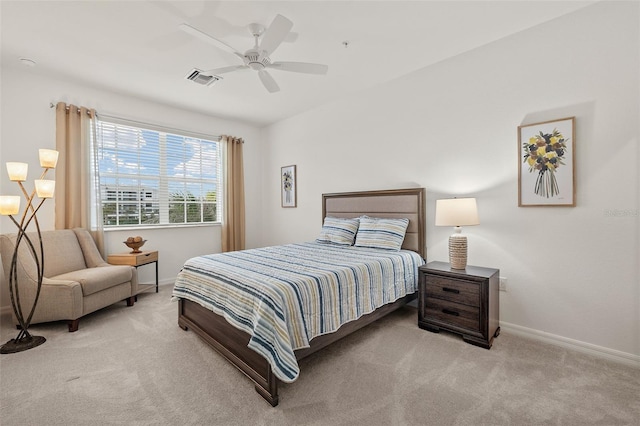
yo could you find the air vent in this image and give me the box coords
[185,68,221,87]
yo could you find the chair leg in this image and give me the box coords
[126,296,135,307]
[68,319,80,332]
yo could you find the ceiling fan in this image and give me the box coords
[179,14,328,93]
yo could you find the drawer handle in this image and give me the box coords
[442,287,460,294]
[442,309,460,317]
[144,253,151,257]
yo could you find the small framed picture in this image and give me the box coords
[281,165,297,208]
[518,117,576,207]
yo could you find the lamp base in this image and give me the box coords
[449,234,468,270]
[0,335,46,354]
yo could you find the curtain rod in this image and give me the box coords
[49,102,93,115]
[49,102,225,141]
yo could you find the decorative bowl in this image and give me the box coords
[123,239,146,254]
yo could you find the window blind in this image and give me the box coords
[96,119,222,227]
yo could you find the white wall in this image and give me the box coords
[0,66,264,306]
[261,2,639,359]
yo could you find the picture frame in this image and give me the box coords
[518,117,576,207]
[281,165,297,208]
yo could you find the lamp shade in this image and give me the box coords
[435,198,479,227]
[39,149,59,168]
[35,179,55,198]
[6,162,28,182]
[0,196,21,215]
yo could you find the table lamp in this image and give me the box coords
[435,197,479,269]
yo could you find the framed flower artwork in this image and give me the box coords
[518,117,576,207]
[281,165,297,208]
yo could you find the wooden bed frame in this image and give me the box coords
[178,188,426,406]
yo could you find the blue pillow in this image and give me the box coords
[354,216,409,251]
[316,217,360,246]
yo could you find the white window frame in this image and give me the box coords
[95,117,222,228]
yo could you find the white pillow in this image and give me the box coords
[354,216,409,251]
[316,217,360,246]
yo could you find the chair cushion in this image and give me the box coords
[53,265,133,296]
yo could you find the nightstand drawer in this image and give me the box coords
[108,251,158,267]
[425,297,480,332]
[426,275,479,307]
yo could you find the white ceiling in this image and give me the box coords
[1,1,593,126]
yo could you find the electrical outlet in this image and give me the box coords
[499,277,507,292]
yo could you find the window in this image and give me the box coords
[96,119,222,228]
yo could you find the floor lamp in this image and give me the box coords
[0,149,58,354]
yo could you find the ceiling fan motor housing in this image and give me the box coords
[245,50,270,70]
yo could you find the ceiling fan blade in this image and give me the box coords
[179,23,244,60]
[269,61,328,75]
[204,65,249,75]
[259,14,293,57]
[258,70,280,93]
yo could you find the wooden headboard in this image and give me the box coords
[322,188,426,259]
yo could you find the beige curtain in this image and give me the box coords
[221,135,245,252]
[54,102,104,254]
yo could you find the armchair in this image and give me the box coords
[0,228,138,332]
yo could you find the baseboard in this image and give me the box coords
[500,321,640,368]
[137,279,174,287]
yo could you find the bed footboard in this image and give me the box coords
[178,299,279,406]
[178,292,417,406]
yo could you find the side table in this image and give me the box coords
[418,261,499,349]
[108,250,159,295]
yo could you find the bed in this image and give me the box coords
[173,187,426,406]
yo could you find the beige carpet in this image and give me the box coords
[1,285,638,425]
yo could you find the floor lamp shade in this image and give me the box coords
[0,196,21,215]
[435,198,479,269]
[6,162,28,181]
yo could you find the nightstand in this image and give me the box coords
[107,250,159,295]
[418,261,499,349]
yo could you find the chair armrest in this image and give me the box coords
[10,278,83,323]
[39,278,83,321]
[41,276,82,287]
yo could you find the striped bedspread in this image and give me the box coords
[172,242,424,383]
